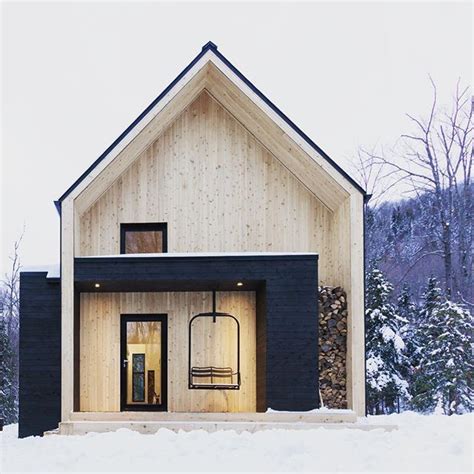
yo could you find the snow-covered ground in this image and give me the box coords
[1,412,472,472]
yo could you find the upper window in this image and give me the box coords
[120,223,168,254]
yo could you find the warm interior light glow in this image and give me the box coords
[94,283,100,288]
[236,282,243,287]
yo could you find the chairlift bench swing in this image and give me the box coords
[188,290,241,390]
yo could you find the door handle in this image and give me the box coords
[122,359,128,368]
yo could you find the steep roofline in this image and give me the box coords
[55,41,365,212]
[209,44,366,197]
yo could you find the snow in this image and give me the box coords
[80,251,318,258]
[1,413,472,472]
[265,407,354,414]
[20,264,60,279]
[366,355,383,377]
[381,325,396,343]
[393,333,405,351]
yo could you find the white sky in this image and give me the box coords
[1,1,472,275]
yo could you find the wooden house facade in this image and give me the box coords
[19,42,367,436]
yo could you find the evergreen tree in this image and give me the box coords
[420,277,443,321]
[396,284,418,397]
[397,283,417,323]
[366,266,409,414]
[410,277,443,411]
[413,277,473,414]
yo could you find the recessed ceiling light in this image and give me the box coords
[94,283,101,288]
[237,282,243,287]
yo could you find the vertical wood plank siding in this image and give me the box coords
[79,291,257,412]
[78,91,333,286]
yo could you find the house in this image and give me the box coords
[19,42,367,437]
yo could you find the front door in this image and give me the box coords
[120,314,168,411]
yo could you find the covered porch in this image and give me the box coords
[71,252,320,423]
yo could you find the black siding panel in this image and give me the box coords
[19,273,61,438]
[265,264,318,411]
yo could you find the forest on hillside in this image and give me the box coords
[366,185,473,303]
[360,80,472,416]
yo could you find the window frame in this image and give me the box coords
[120,314,168,412]
[120,223,168,254]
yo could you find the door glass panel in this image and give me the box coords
[132,354,145,402]
[126,321,162,405]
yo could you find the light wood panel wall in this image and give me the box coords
[204,63,349,209]
[79,291,256,413]
[73,84,365,415]
[331,194,365,415]
[78,91,334,285]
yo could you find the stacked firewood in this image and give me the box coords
[318,286,347,409]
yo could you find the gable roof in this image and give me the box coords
[55,41,366,213]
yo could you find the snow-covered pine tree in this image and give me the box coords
[413,277,473,414]
[396,283,418,399]
[410,277,442,412]
[397,283,417,323]
[420,277,443,322]
[366,266,409,414]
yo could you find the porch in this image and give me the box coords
[58,410,364,435]
[71,253,320,417]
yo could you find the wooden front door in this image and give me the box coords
[120,314,168,411]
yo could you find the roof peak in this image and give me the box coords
[54,41,366,210]
[202,41,218,51]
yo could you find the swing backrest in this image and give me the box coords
[188,311,241,389]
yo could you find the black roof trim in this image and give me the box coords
[55,41,365,211]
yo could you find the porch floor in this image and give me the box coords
[58,410,396,434]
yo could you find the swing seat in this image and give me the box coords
[188,296,241,390]
[189,366,240,389]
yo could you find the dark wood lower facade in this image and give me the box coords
[19,272,61,438]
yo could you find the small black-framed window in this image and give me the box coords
[132,353,146,402]
[120,223,168,254]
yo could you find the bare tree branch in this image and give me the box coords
[364,78,473,299]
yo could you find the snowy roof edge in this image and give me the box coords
[20,264,60,279]
[79,251,319,259]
